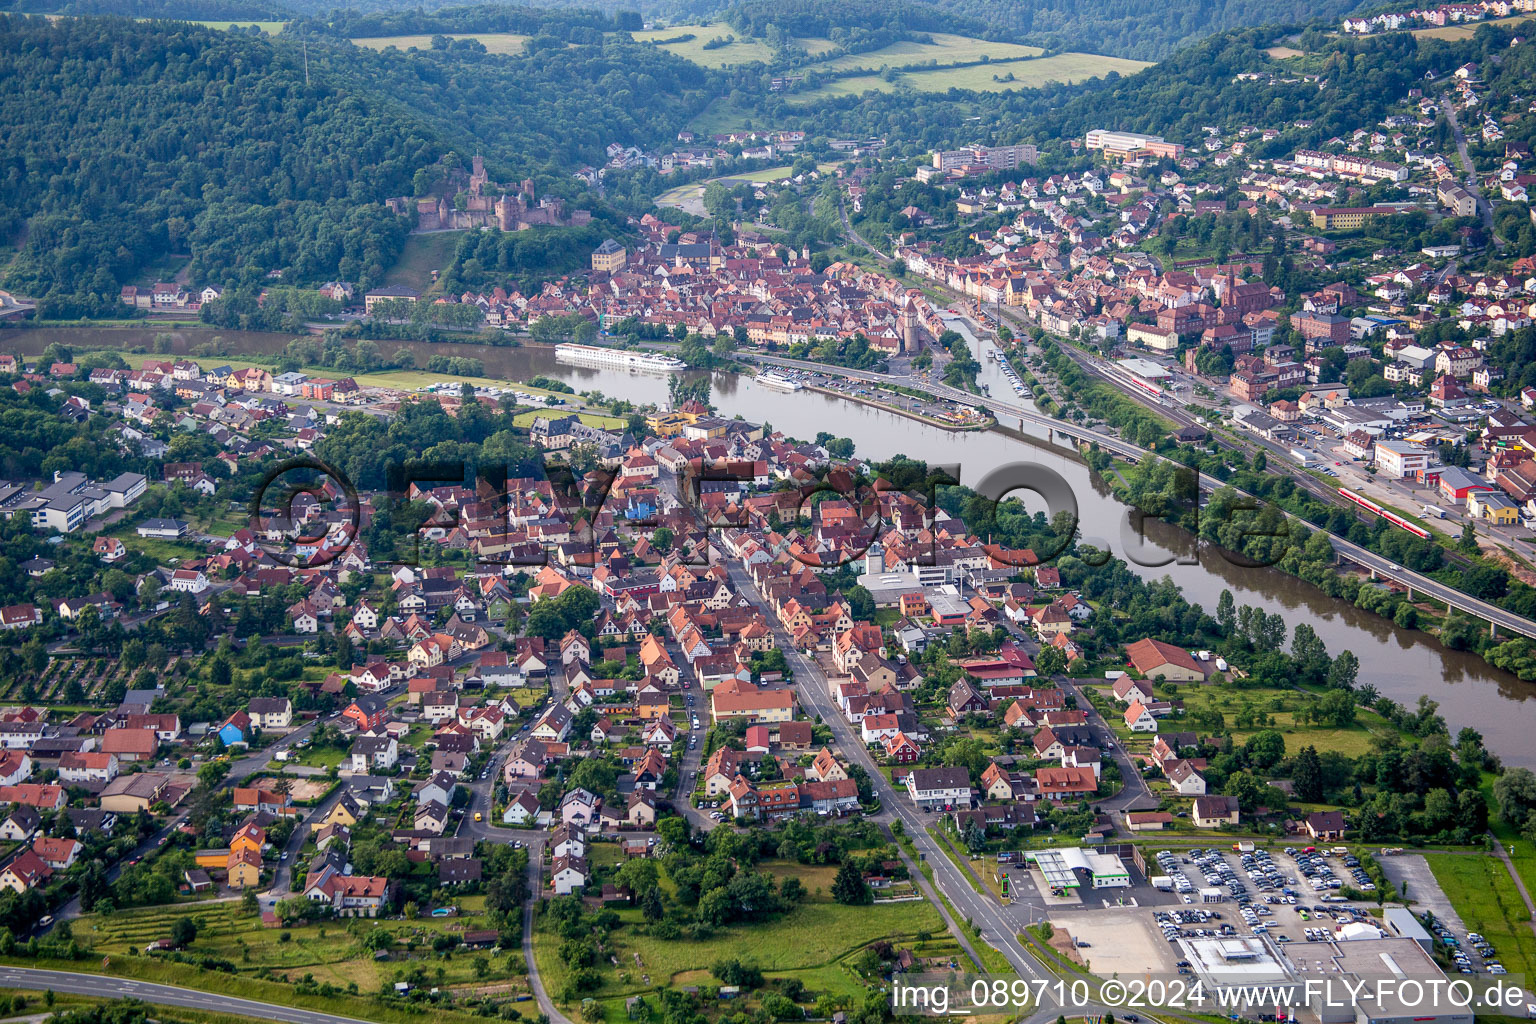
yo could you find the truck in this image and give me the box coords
[1232,841,1256,853]
[1423,504,1447,519]
[1151,875,1175,891]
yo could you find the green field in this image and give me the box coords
[808,32,1043,73]
[1422,852,1536,979]
[626,21,835,67]
[533,877,946,1024]
[796,52,1150,100]
[350,32,531,54]
[76,897,523,994]
[1143,682,1400,758]
[1411,13,1536,39]
[382,230,463,294]
[115,352,586,403]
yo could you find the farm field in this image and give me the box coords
[350,32,531,54]
[627,22,835,67]
[1265,46,1307,58]
[795,53,1151,100]
[807,32,1044,73]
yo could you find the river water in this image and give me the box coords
[7,326,1533,761]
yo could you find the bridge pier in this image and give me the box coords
[1492,622,1499,639]
[1368,567,1377,581]
[1405,584,1413,601]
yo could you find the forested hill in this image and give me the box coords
[0,14,715,317]
[905,0,1369,61]
[751,23,1504,162]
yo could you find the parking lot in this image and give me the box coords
[1053,907,1181,977]
[1147,845,1386,946]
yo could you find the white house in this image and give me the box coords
[904,767,972,811]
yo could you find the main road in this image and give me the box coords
[745,353,1536,641]
[721,560,1057,989]
[0,966,378,1024]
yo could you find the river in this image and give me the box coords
[6,325,1533,761]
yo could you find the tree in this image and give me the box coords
[831,861,871,905]
[1327,650,1359,690]
[170,916,198,948]
[1217,589,1236,633]
[639,885,664,922]
[1494,767,1536,826]
[1243,730,1286,771]
[1292,745,1324,803]
[1033,645,1067,677]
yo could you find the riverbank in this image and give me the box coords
[4,323,1534,760]
[799,382,993,432]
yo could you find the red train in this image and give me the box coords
[1337,487,1431,540]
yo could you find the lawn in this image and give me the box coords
[533,862,945,1024]
[806,32,1043,73]
[1422,852,1536,979]
[381,230,464,294]
[105,525,207,564]
[503,687,548,710]
[794,52,1150,100]
[1482,775,1536,900]
[287,744,345,769]
[511,409,626,429]
[350,33,531,54]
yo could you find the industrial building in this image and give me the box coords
[1181,932,1471,1024]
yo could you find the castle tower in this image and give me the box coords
[899,309,919,354]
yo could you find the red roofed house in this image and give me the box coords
[1125,638,1204,682]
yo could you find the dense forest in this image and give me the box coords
[315,2,630,39]
[904,0,1367,60]
[5,0,281,16]
[0,12,716,316]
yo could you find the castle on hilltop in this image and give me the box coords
[388,156,593,233]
